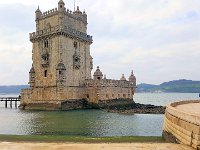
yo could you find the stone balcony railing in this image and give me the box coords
[29,26,93,43]
[84,79,136,88]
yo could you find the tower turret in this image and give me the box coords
[73,6,82,16]
[82,10,87,24]
[58,0,66,11]
[29,65,35,87]
[129,70,136,86]
[35,6,42,21]
[120,74,126,81]
[93,66,103,80]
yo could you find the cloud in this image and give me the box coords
[0,4,34,85]
[86,0,200,84]
[0,0,200,85]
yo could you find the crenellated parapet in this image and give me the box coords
[90,66,136,88]
[41,8,58,18]
[36,6,87,25]
[84,79,135,88]
[29,25,92,43]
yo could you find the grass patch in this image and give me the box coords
[0,134,165,143]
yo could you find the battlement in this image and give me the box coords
[37,7,87,24]
[84,79,135,88]
[41,8,58,18]
[29,25,92,43]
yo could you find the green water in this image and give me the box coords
[0,93,199,137]
[0,109,163,136]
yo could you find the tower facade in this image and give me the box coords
[32,1,92,88]
[20,0,136,110]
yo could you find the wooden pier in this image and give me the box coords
[0,97,20,108]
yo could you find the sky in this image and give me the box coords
[0,0,200,85]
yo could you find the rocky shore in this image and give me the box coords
[20,99,166,114]
[106,103,166,114]
[98,99,166,114]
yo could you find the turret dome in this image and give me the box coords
[120,74,126,81]
[93,66,103,80]
[129,70,136,82]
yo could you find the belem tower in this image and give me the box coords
[20,0,136,110]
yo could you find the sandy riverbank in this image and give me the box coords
[0,142,194,150]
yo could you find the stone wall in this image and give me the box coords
[85,79,135,103]
[163,100,200,149]
[20,78,135,110]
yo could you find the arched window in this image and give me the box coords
[44,40,49,48]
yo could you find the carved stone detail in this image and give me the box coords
[56,63,66,85]
[30,26,93,43]
[73,51,80,69]
[41,52,49,68]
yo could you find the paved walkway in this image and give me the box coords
[176,103,200,115]
[0,142,194,150]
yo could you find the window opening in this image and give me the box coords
[44,40,49,48]
[44,70,47,77]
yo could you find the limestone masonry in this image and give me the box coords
[20,0,136,110]
[163,100,200,149]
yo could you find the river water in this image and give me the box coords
[0,93,199,137]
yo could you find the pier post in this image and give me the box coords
[5,100,7,108]
[0,97,20,109]
[10,100,12,108]
[15,100,17,108]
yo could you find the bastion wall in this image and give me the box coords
[163,100,200,149]
[20,77,135,110]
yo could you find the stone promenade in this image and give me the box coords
[0,142,194,150]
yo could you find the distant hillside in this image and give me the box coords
[0,85,29,94]
[137,79,200,93]
[1,79,200,94]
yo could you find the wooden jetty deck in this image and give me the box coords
[0,97,20,108]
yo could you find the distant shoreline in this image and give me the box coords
[1,79,200,94]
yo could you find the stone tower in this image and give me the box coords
[30,1,93,89]
[20,0,136,110]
